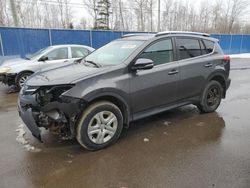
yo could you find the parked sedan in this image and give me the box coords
[0,44,95,89]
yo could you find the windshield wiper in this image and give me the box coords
[84,60,101,68]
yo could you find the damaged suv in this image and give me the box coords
[18,32,231,150]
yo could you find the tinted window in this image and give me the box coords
[138,39,173,65]
[46,48,68,60]
[72,47,89,58]
[203,40,214,54]
[176,38,201,60]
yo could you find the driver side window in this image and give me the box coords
[45,48,68,61]
[138,39,173,65]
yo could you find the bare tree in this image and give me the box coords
[84,0,99,28]
[227,0,250,33]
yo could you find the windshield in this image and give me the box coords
[26,46,52,60]
[85,40,144,66]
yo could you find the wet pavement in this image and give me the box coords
[0,59,250,188]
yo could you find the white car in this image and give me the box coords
[0,44,95,89]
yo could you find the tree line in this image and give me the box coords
[0,0,250,34]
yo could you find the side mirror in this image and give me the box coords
[39,56,49,61]
[131,58,154,71]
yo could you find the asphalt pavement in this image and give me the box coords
[0,59,250,188]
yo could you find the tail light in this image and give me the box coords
[223,55,230,62]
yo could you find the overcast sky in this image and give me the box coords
[70,0,249,25]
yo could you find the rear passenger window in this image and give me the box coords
[72,47,89,58]
[138,39,173,65]
[203,40,214,54]
[176,38,201,60]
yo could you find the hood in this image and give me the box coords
[26,63,107,86]
[1,58,30,67]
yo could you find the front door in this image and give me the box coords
[130,38,180,115]
[40,47,70,70]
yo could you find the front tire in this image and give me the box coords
[76,101,123,150]
[15,72,32,90]
[197,80,223,113]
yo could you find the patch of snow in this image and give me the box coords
[230,53,250,59]
[196,122,205,127]
[164,121,171,126]
[15,124,41,152]
[143,138,149,142]
[61,135,72,140]
[16,124,28,145]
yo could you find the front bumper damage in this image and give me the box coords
[0,73,16,86]
[18,85,85,141]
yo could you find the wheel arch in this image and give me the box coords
[83,92,131,128]
[207,72,227,98]
[15,70,34,88]
[16,70,34,79]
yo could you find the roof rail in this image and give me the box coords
[155,31,210,37]
[121,33,155,38]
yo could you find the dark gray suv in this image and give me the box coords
[18,31,231,150]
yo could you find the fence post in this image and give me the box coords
[89,30,93,47]
[0,33,4,56]
[229,34,233,54]
[49,29,52,46]
[240,34,243,53]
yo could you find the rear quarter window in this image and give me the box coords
[176,38,201,60]
[202,40,215,54]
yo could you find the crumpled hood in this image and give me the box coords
[26,63,107,86]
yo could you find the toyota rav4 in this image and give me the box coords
[18,31,231,150]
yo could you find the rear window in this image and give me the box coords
[176,38,201,60]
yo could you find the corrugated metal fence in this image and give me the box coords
[0,27,250,57]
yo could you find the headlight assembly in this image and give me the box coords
[0,66,11,74]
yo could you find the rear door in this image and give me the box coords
[130,38,180,114]
[175,37,216,100]
[70,47,90,61]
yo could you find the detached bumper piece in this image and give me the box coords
[18,106,42,142]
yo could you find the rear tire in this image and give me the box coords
[197,80,223,113]
[15,72,32,90]
[76,101,123,150]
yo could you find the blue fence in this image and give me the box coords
[0,27,250,58]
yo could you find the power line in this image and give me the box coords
[16,0,169,13]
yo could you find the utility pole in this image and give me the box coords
[119,0,124,31]
[157,0,160,32]
[9,0,18,27]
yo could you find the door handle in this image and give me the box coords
[168,69,179,75]
[204,63,213,68]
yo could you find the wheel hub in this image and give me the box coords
[87,111,118,144]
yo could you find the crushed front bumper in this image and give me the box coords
[18,92,84,141]
[0,73,16,86]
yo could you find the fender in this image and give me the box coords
[83,88,131,126]
[206,70,227,83]
[205,70,227,97]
